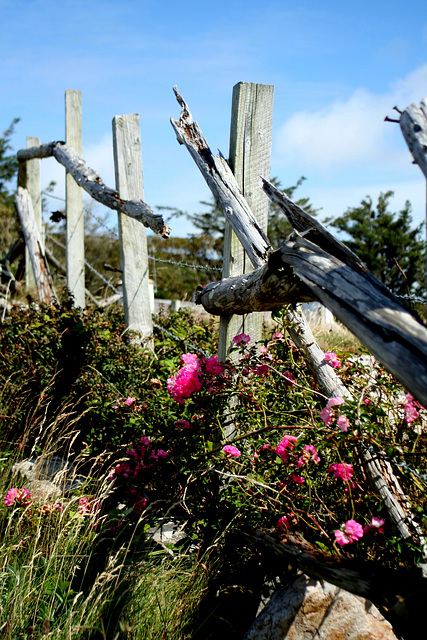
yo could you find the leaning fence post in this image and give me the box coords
[15,187,57,304]
[65,89,85,308]
[218,82,274,362]
[112,114,153,344]
[18,136,42,290]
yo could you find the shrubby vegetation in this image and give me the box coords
[0,300,426,638]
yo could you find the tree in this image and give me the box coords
[0,118,19,205]
[326,191,426,297]
[0,119,20,261]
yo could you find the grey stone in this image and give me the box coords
[243,574,398,640]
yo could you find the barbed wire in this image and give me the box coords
[390,459,427,485]
[396,294,427,305]
[149,256,222,272]
[42,190,66,203]
[46,234,121,295]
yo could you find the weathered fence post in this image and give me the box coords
[65,89,85,308]
[15,186,57,304]
[18,136,42,289]
[112,114,153,343]
[218,82,274,361]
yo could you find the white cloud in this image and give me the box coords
[275,64,427,175]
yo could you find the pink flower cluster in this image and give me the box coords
[328,462,354,483]
[109,435,167,482]
[334,519,364,545]
[4,487,31,507]
[232,333,251,346]
[363,516,385,534]
[78,496,101,516]
[223,444,241,458]
[113,396,137,411]
[323,351,341,369]
[320,397,349,431]
[404,393,420,424]
[274,435,320,484]
[167,353,226,404]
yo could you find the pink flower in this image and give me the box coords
[167,360,203,403]
[260,345,269,355]
[78,497,100,516]
[124,397,136,407]
[272,332,284,341]
[320,407,334,426]
[328,462,354,482]
[283,372,296,385]
[204,356,224,375]
[324,351,341,369]
[334,519,364,545]
[254,364,269,376]
[180,353,200,369]
[276,435,298,462]
[232,333,250,346]
[297,444,321,467]
[291,474,305,484]
[363,397,372,406]
[327,397,345,408]
[336,415,350,432]
[223,444,241,457]
[4,487,31,507]
[150,449,168,460]
[364,516,385,534]
[277,515,290,530]
[404,394,419,423]
[320,397,345,426]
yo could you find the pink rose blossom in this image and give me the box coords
[324,351,341,369]
[328,462,354,482]
[291,474,305,484]
[364,516,385,534]
[223,444,241,457]
[124,397,136,407]
[320,397,345,426]
[167,361,203,403]
[204,356,224,375]
[336,415,350,432]
[4,487,31,507]
[320,407,334,426]
[254,364,269,376]
[232,333,251,346]
[272,332,284,341]
[277,516,290,530]
[404,394,419,423]
[297,444,321,467]
[334,519,364,545]
[276,435,298,462]
[180,353,200,369]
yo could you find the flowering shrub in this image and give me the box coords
[1,302,426,583]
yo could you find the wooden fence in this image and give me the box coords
[6,84,427,611]
[8,85,427,406]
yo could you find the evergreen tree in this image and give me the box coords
[0,119,20,258]
[326,191,426,297]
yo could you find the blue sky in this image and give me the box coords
[1,0,427,238]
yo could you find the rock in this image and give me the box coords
[243,574,398,640]
[12,455,85,500]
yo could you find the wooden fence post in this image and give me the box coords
[218,82,274,362]
[112,114,153,343]
[15,187,57,304]
[65,89,85,309]
[18,136,42,290]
